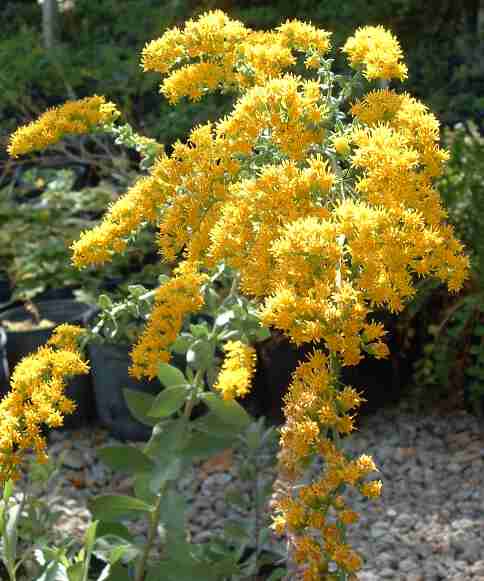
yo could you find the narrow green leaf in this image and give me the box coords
[157,362,186,388]
[148,386,187,418]
[2,480,14,502]
[97,445,155,474]
[4,502,21,567]
[89,495,152,522]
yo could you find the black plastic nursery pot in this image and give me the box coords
[88,342,162,441]
[0,300,97,429]
[0,274,11,305]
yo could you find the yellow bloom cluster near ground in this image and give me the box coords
[7,12,470,578]
[0,325,88,482]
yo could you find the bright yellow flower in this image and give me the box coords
[8,96,119,157]
[214,340,257,399]
[343,25,407,81]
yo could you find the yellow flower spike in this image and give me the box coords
[214,340,257,400]
[129,267,208,380]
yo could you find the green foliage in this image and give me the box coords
[0,265,283,580]
[410,122,484,413]
[438,122,484,280]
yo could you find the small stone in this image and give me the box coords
[61,449,85,470]
[470,560,484,575]
[380,567,398,578]
[395,513,414,531]
[399,557,419,573]
[447,463,461,474]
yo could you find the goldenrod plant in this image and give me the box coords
[4,11,469,580]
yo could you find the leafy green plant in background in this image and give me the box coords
[411,122,484,413]
[0,116,167,304]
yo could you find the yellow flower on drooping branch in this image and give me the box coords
[7,96,120,157]
[343,25,408,81]
[214,340,257,400]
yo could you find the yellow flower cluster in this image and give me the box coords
[8,12,470,577]
[141,11,331,102]
[214,340,257,400]
[215,75,326,161]
[0,325,88,482]
[342,25,408,81]
[7,96,120,158]
[129,265,208,379]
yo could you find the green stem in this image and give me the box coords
[133,378,200,581]
[134,492,163,581]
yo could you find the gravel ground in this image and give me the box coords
[10,393,484,580]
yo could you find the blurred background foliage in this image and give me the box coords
[0,0,483,413]
[0,0,482,148]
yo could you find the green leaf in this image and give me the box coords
[266,567,287,580]
[148,386,187,418]
[254,326,271,341]
[189,322,211,338]
[159,490,187,541]
[98,561,131,581]
[88,495,152,522]
[133,473,157,505]
[66,562,83,581]
[4,501,21,568]
[149,457,183,492]
[183,432,232,460]
[2,480,14,502]
[186,339,214,370]
[157,362,186,388]
[191,412,239,438]
[95,521,134,543]
[98,294,112,310]
[170,335,192,355]
[122,389,158,427]
[97,445,155,474]
[203,393,252,429]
